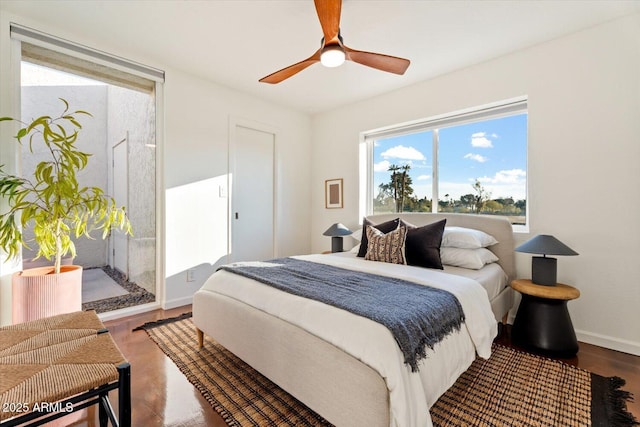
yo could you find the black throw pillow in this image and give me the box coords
[403,219,447,269]
[357,217,400,257]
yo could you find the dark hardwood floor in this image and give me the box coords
[58,306,639,426]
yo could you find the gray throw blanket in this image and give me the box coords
[219,257,465,372]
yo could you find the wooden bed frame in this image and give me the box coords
[193,213,515,427]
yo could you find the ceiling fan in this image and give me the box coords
[259,0,410,84]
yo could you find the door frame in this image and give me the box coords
[3,34,165,325]
[228,116,278,262]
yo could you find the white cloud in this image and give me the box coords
[409,161,430,170]
[412,183,432,199]
[380,145,426,161]
[474,169,527,199]
[438,182,477,200]
[438,169,527,200]
[477,168,526,184]
[464,153,488,163]
[374,160,391,172]
[471,132,493,148]
[417,175,431,180]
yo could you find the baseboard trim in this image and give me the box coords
[98,301,161,322]
[163,295,193,310]
[576,329,640,356]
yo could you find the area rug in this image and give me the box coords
[135,314,638,427]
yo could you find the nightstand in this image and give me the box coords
[511,279,580,357]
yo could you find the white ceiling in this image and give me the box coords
[2,0,639,114]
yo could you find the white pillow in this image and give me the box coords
[440,247,499,270]
[441,226,498,249]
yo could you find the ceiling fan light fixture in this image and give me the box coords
[320,45,345,68]
[258,0,410,83]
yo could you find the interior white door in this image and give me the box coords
[112,137,129,276]
[231,125,275,262]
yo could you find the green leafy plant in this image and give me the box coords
[0,99,132,274]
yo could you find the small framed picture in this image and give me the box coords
[325,178,343,209]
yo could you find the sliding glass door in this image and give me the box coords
[12,25,163,314]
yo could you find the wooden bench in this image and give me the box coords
[0,310,130,427]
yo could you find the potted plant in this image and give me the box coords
[0,99,132,323]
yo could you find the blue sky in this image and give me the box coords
[373,114,527,201]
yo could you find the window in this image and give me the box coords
[364,98,527,228]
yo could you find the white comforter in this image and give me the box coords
[206,254,498,427]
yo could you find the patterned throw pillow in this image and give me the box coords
[357,217,400,257]
[364,223,408,265]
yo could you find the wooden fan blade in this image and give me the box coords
[259,49,322,84]
[344,46,410,75]
[314,0,341,43]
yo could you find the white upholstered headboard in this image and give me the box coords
[365,213,516,281]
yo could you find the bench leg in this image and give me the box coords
[118,362,131,427]
[98,393,109,427]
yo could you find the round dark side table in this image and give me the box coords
[511,279,580,358]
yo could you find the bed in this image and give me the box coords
[193,213,515,427]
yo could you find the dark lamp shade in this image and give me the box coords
[322,223,353,237]
[323,223,352,253]
[515,235,578,256]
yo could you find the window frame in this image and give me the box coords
[360,97,529,232]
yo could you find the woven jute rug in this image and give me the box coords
[136,314,638,427]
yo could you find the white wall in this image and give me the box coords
[162,69,312,308]
[311,14,640,355]
[0,8,312,323]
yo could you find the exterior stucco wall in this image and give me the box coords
[107,85,156,293]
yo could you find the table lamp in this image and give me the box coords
[323,223,353,253]
[515,235,578,286]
